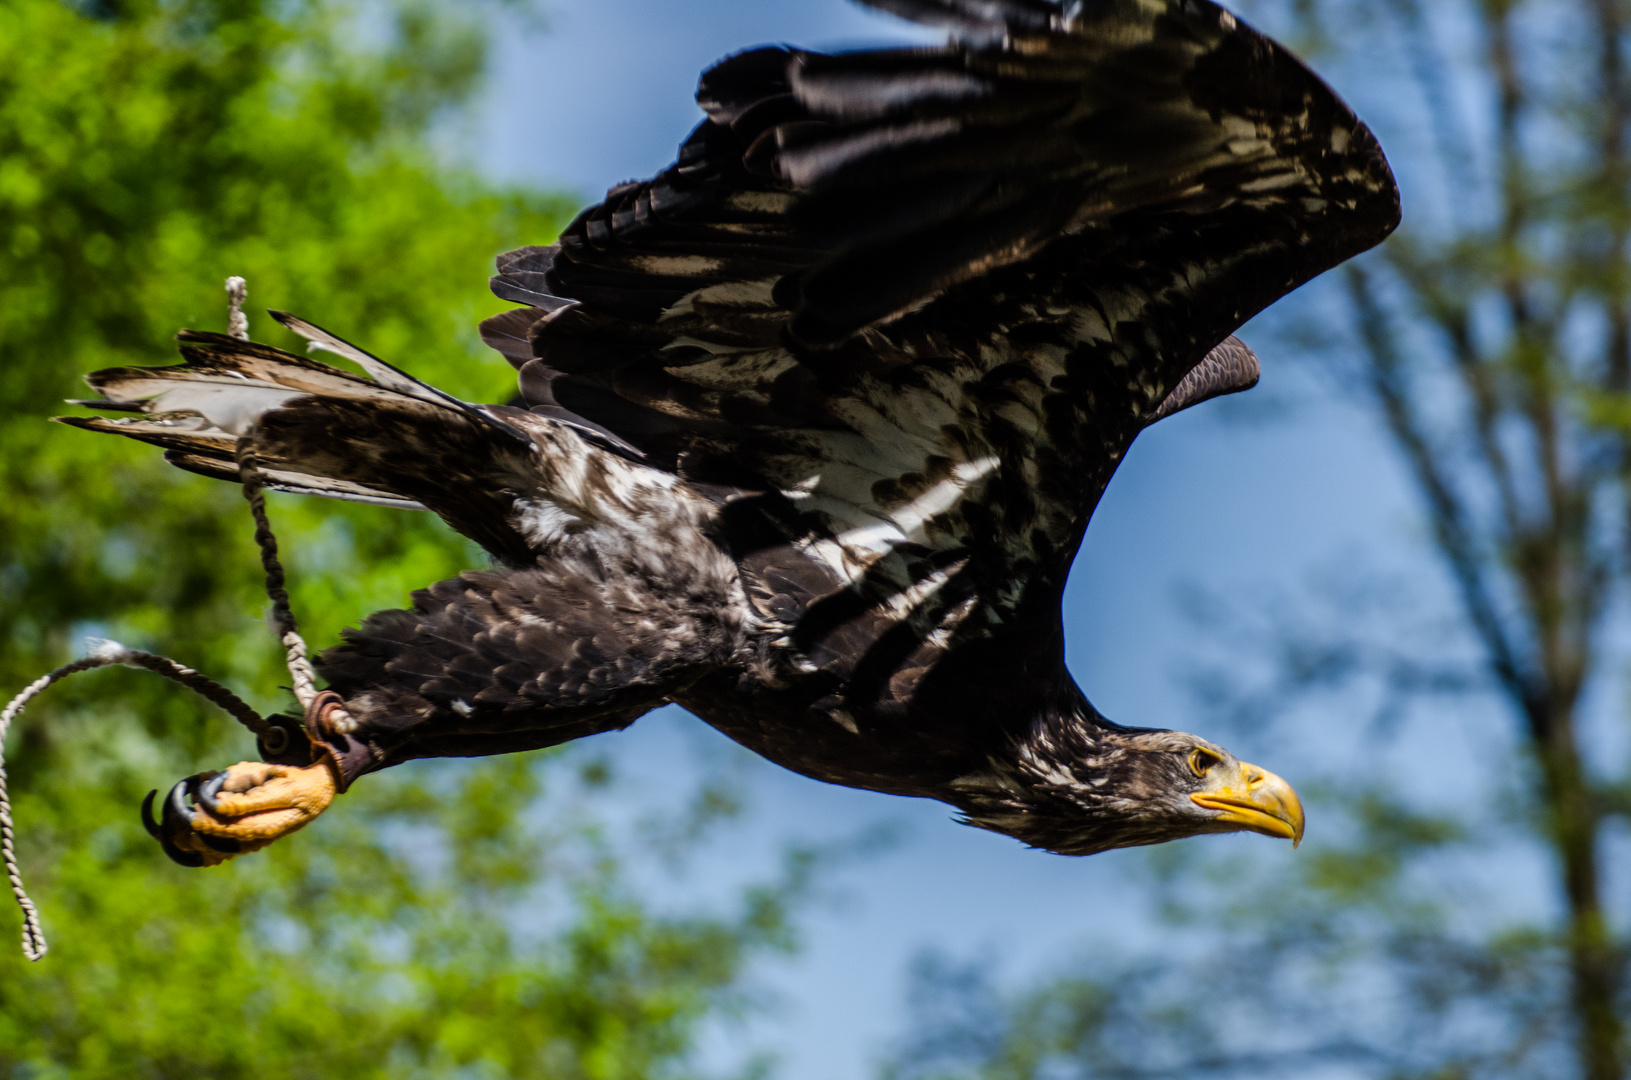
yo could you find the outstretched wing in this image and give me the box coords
[483,0,1397,625]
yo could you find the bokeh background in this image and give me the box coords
[2,0,1626,1077]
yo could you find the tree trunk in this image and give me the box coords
[1532,708,1622,1080]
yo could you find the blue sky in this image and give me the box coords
[457,3,1463,1076]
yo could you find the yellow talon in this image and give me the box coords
[143,758,339,867]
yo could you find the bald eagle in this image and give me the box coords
[61,0,1396,867]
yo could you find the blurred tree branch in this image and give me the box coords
[885,0,1631,1077]
[1340,0,1630,1070]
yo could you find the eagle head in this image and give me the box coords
[951,708,1305,857]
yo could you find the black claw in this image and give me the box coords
[198,833,242,855]
[163,843,207,869]
[138,775,209,867]
[195,771,227,816]
[165,776,199,828]
[150,802,206,868]
[140,790,164,840]
[141,769,256,868]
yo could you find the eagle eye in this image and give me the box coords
[1187,748,1222,778]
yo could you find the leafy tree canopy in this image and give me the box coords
[0,2,800,1076]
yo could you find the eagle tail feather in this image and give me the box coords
[161,448,428,509]
[55,320,529,516]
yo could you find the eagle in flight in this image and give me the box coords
[62,0,1397,867]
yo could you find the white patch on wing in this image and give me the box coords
[877,560,974,627]
[787,453,1001,581]
[887,455,1000,536]
[130,383,305,435]
[515,499,582,547]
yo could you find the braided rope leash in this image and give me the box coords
[224,276,342,725]
[0,642,269,961]
[225,275,249,342]
[236,446,320,714]
[236,438,360,734]
[0,275,347,960]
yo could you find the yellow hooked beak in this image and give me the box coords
[1190,758,1305,846]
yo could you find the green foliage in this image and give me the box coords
[0,1,792,1076]
[0,760,803,1079]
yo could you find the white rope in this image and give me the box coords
[0,645,144,960]
[281,632,320,713]
[0,641,269,961]
[1,274,348,961]
[0,659,94,962]
[225,276,249,341]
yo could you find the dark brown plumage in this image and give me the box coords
[61,0,1396,864]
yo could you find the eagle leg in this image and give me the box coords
[138,689,359,866]
[142,762,339,868]
[142,760,339,867]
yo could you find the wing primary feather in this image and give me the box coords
[266,310,423,392]
[479,308,544,370]
[267,310,537,450]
